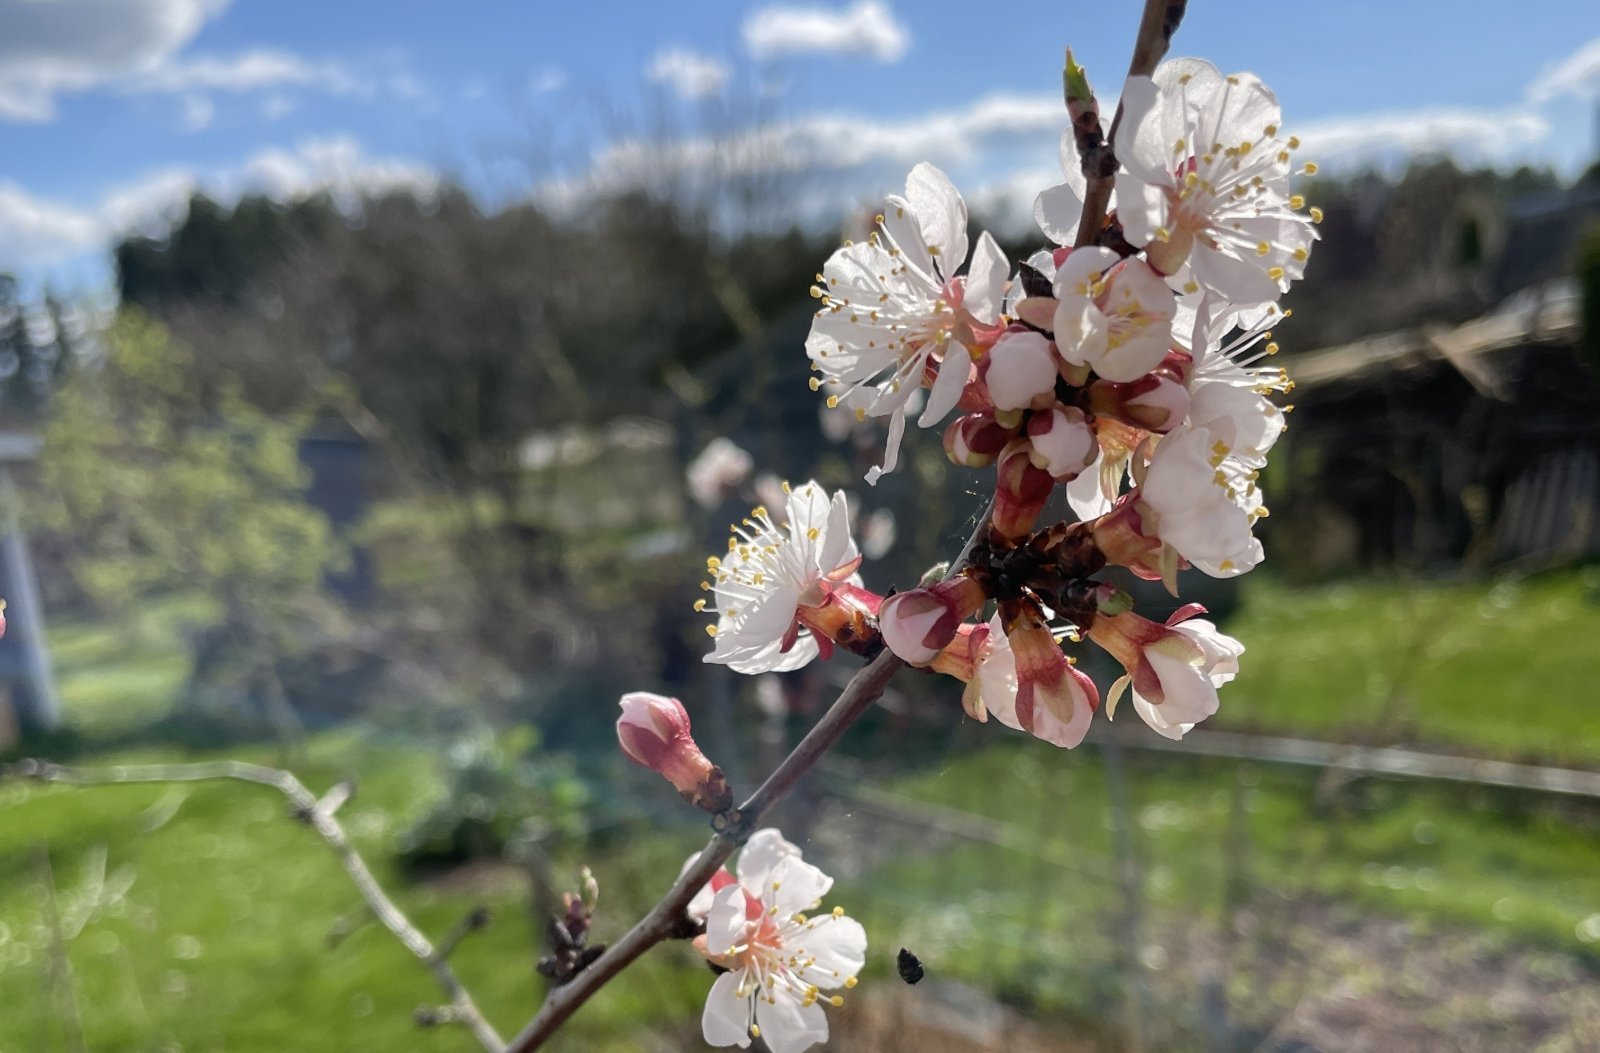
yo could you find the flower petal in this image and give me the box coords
[754,987,830,1053]
[964,231,1008,324]
[919,343,971,427]
[796,915,867,985]
[904,162,968,278]
[705,884,751,958]
[767,855,834,915]
[702,969,754,1048]
[736,828,803,895]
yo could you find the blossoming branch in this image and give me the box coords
[547,13,1322,1053]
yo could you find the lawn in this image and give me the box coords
[1217,565,1600,766]
[1,569,1598,1050]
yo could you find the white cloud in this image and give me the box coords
[261,94,296,121]
[646,48,731,101]
[1527,37,1600,104]
[123,49,370,97]
[0,137,438,272]
[743,1,909,63]
[529,68,567,95]
[1295,107,1551,169]
[0,182,103,266]
[178,93,213,131]
[587,93,1058,188]
[0,0,227,121]
[0,2,417,123]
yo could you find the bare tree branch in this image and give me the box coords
[2,759,507,1053]
[1073,0,1189,248]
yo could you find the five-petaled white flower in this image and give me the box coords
[1117,58,1317,306]
[1052,248,1177,383]
[806,162,1008,483]
[685,830,867,1053]
[701,481,864,674]
[1138,424,1265,578]
[1094,609,1243,740]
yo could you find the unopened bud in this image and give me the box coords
[1086,500,1165,580]
[993,441,1056,539]
[616,692,732,814]
[943,412,1013,468]
[879,575,987,666]
[985,330,1059,412]
[1026,405,1096,479]
[1087,371,1190,433]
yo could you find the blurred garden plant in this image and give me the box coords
[13,2,1330,1050]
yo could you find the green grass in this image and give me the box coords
[1218,566,1600,766]
[0,732,712,1052]
[4,569,1599,1049]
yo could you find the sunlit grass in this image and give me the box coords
[1221,566,1600,765]
[3,570,1597,1048]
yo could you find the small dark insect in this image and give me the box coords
[896,947,925,985]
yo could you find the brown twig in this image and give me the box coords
[3,759,507,1053]
[505,645,906,1051]
[504,499,999,1051]
[1072,0,1189,249]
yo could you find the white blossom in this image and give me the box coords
[1177,293,1290,471]
[687,437,755,508]
[985,329,1058,411]
[1139,425,1264,577]
[806,163,1007,483]
[1114,616,1243,740]
[1117,58,1316,305]
[687,831,867,1053]
[961,616,1097,749]
[1052,248,1176,383]
[702,481,861,673]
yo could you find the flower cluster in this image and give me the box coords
[793,55,1313,745]
[601,50,1316,1053]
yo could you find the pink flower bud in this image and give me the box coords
[1025,405,1096,479]
[1086,607,1241,740]
[1086,498,1167,581]
[878,575,988,666]
[1012,296,1058,332]
[984,330,1058,411]
[1004,608,1098,749]
[943,412,1014,468]
[616,692,732,813]
[1087,370,1191,433]
[993,440,1056,539]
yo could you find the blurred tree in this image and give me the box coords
[107,185,830,701]
[33,313,348,742]
[1579,221,1600,374]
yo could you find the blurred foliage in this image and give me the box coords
[394,724,591,871]
[31,313,349,716]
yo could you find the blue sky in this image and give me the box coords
[3,0,1599,291]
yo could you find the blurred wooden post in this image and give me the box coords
[0,443,60,733]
